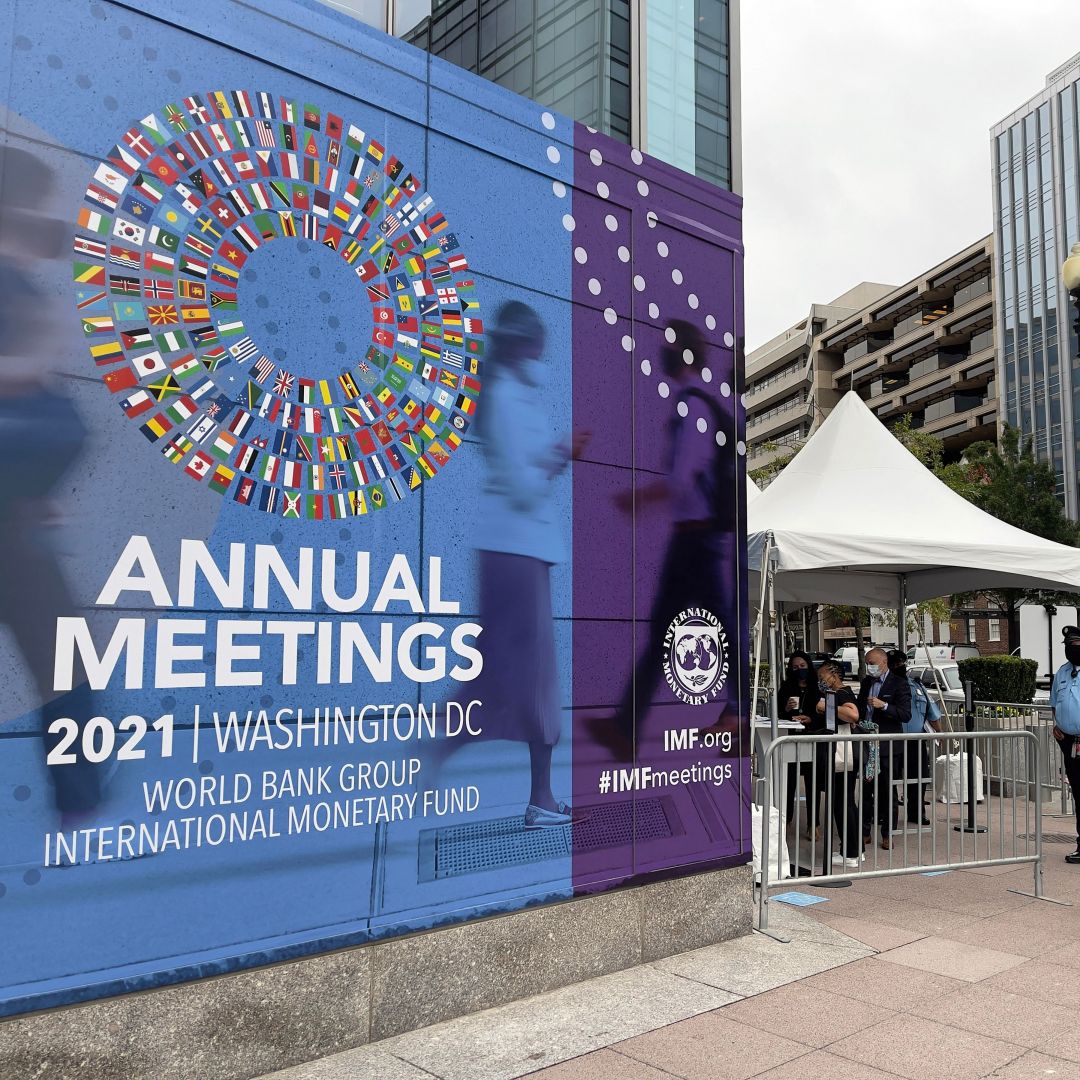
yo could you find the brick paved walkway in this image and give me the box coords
[266,801,1080,1080]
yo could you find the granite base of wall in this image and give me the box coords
[0,863,752,1080]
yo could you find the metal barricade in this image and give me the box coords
[756,729,1051,931]
[943,700,1074,818]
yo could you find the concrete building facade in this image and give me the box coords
[747,238,996,476]
[820,236,996,455]
[744,282,893,474]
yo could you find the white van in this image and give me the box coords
[831,645,876,677]
[906,644,980,666]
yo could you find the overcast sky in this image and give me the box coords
[740,1,1080,350]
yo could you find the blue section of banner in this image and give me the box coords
[0,0,746,1017]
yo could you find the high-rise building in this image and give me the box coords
[317,0,741,192]
[992,51,1080,514]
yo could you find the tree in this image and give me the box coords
[748,440,802,487]
[938,426,1080,646]
[891,413,983,502]
[875,597,953,643]
[947,428,1079,546]
[890,413,944,472]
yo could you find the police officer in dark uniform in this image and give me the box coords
[1050,625,1080,864]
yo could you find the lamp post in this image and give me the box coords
[1045,604,1058,681]
[1066,242,1080,338]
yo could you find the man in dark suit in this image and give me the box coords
[857,647,911,849]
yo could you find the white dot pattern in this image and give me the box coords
[539,120,740,449]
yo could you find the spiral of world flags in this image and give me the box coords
[72,89,483,520]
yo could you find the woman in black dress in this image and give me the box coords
[779,651,823,835]
[816,661,863,866]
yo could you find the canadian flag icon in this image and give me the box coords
[184,452,213,481]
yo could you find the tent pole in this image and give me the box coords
[751,534,772,723]
[898,574,908,653]
[767,534,779,740]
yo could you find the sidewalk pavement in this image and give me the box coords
[264,808,1080,1080]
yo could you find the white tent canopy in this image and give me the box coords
[747,392,1080,607]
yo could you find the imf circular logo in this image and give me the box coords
[663,608,729,705]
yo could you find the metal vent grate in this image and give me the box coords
[419,797,680,881]
[1016,832,1076,844]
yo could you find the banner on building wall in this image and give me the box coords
[0,0,748,1016]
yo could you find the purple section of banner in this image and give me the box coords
[569,124,750,893]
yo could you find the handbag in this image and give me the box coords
[834,723,854,772]
[855,718,880,780]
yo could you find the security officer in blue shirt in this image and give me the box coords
[1050,625,1080,864]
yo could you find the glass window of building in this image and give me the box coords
[993,55,1080,514]
[394,0,735,190]
[314,0,389,30]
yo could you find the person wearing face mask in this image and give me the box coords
[815,661,863,866]
[463,300,589,828]
[779,651,823,833]
[1050,626,1080,864]
[900,650,940,827]
[856,647,911,849]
